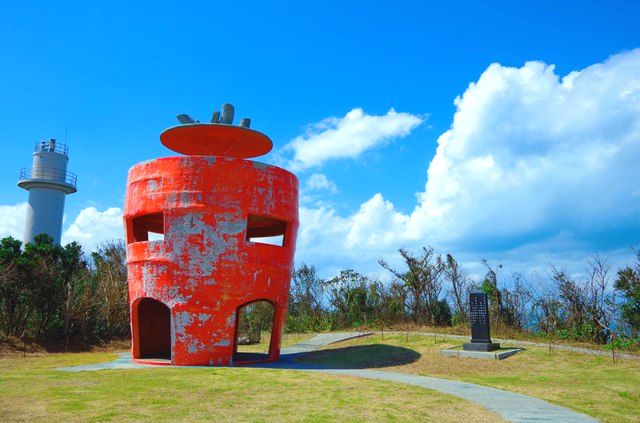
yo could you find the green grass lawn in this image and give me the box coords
[0,349,503,422]
[301,333,640,423]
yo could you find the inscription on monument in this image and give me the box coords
[470,292,491,343]
[463,292,500,352]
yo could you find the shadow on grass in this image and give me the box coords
[294,344,421,369]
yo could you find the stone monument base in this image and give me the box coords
[441,347,521,360]
[463,342,501,352]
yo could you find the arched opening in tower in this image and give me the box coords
[135,298,171,361]
[233,300,276,363]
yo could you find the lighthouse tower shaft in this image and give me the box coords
[18,140,77,245]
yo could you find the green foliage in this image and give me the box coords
[325,269,376,327]
[614,250,640,334]
[379,247,446,325]
[0,236,128,344]
[451,311,468,327]
[480,261,526,331]
[429,299,452,326]
[480,278,496,300]
[603,336,640,351]
[284,312,331,333]
[285,264,412,333]
[286,263,326,332]
[556,322,598,341]
[90,241,128,339]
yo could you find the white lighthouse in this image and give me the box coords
[18,139,77,245]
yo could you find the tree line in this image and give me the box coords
[286,247,640,349]
[0,235,128,348]
[1,234,638,350]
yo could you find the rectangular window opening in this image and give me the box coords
[130,212,165,244]
[246,214,287,247]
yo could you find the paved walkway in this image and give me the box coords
[59,332,598,422]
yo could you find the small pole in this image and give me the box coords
[611,332,616,364]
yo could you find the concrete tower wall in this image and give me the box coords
[31,150,69,182]
[24,187,66,244]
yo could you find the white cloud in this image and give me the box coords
[62,207,124,252]
[410,49,640,248]
[282,108,423,171]
[305,173,338,194]
[345,194,409,249]
[0,204,123,251]
[300,173,339,205]
[294,49,640,277]
[0,203,27,240]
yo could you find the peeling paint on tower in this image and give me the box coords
[124,104,298,366]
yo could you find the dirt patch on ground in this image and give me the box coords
[0,335,129,356]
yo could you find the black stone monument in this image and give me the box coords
[463,292,500,352]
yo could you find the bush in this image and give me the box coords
[430,299,452,326]
[603,336,640,352]
[556,322,598,342]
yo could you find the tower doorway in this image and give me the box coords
[234,300,275,363]
[135,298,171,360]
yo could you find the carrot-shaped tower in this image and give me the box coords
[124,104,298,366]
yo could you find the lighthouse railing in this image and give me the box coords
[33,142,69,156]
[19,167,78,187]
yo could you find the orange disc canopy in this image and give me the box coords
[160,124,273,158]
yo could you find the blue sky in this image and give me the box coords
[1,1,639,279]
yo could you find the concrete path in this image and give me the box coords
[59,332,598,422]
[307,369,595,422]
[279,331,373,354]
[59,351,139,371]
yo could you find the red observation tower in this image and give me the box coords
[124,104,298,366]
